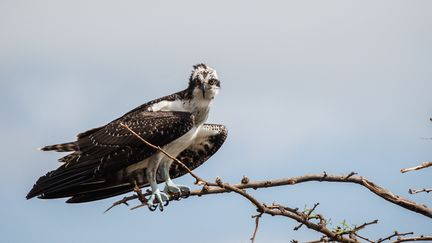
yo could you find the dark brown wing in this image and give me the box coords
[39,90,188,153]
[63,124,228,203]
[26,111,194,200]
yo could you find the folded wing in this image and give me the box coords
[26,111,194,200]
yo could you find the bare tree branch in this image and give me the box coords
[392,236,432,243]
[400,162,432,173]
[377,231,413,243]
[200,174,432,219]
[409,188,432,194]
[401,160,431,195]
[262,202,357,243]
[250,213,263,243]
[351,220,379,233]
[353,233,375,243]
[106,173,432,218]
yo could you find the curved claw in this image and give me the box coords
[148,204,158,211]
[146,190,169,211]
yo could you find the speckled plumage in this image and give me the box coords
[27,64,227,204]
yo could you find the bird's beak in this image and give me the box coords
[200,83,207,98]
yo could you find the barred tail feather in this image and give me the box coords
[40,142,78,152]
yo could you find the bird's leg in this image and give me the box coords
[161,160,190,198]
[145,160,169,211]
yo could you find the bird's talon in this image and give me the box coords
[164,184,190,199]
[148,204,157,211]
[143,190,170,211]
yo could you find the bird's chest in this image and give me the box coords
[162,126,200,156]
[124,126,200,174]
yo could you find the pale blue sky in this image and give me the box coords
[1,1,431,242]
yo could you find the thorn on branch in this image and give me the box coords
[320,171,327,182]
[344,172,358,180]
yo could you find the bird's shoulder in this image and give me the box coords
[76,89,190,140]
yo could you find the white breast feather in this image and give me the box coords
[149,100,188,112]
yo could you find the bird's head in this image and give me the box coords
[188,63,220,100]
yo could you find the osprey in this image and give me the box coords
[27,64,228,210]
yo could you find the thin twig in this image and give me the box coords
[250,213,263,243]
[214,179,358,242]
[392,236,432,243]
[353,233,375,243]
[294,203,320,231]
[353,220,379,232]
[104,194,135,213]
[377,231,413,243]
[400,162,432,173]
[409,188,432,194]
[262,207,357,243]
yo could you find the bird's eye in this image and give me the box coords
[208,79,218,85]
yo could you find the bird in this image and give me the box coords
[26,63,228,211]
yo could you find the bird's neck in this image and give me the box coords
[185,92,214,125]
[182,87,217,125]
